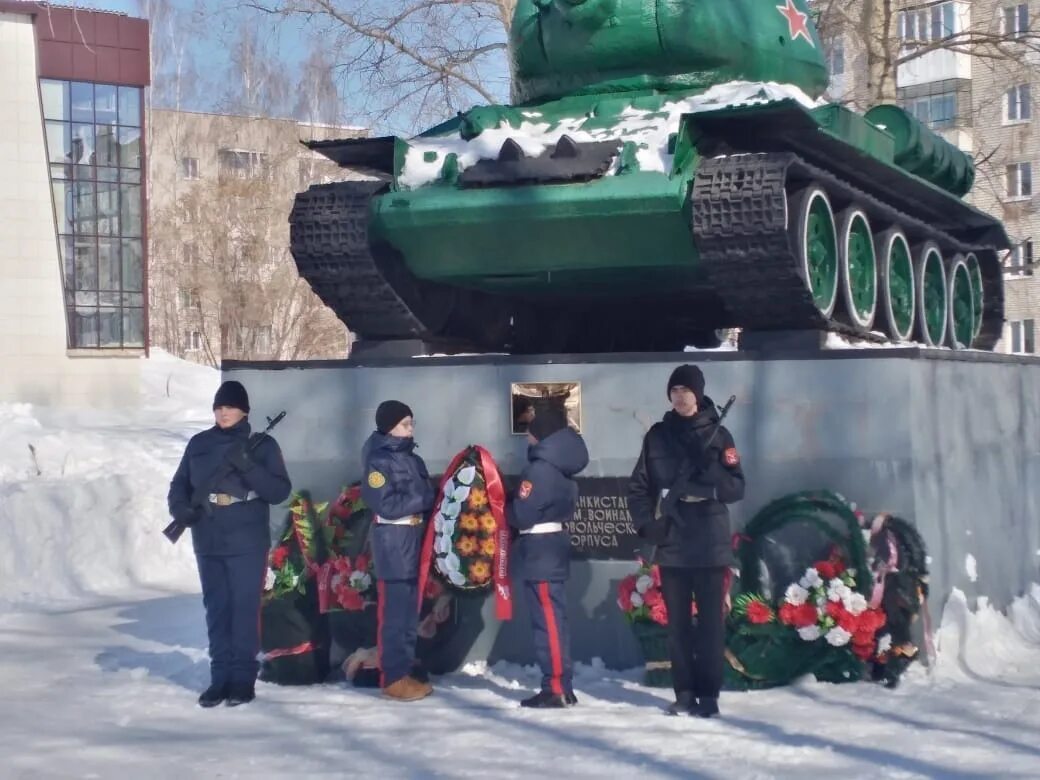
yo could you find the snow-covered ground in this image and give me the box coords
[1,351,1039,779]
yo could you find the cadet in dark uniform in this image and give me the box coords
[360,400,436,702]
[508,408,589,708]
[167,380,292,707]
[628,364,745,718]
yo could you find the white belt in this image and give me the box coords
[520,522,564,535]
[208,491,259,506]
[376,514,423,526]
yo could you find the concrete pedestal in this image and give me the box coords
[226,348,1040,670]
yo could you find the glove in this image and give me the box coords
[172,505,200,527]
[225,441,254,473]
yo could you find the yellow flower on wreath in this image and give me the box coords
[479,513,497,533]
[479,538,496,557]
[456,535,479,557]
[469,560,492,584]
[467,487,488,509]
[459,512,481,532]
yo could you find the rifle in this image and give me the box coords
[163,411,287,544]
[656,394,737,523]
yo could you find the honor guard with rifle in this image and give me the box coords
[167,380,291,708]
[628,364,745,718]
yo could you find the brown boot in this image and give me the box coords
[382,675,433,702]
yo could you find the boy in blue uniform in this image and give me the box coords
[509,408,589,708]
[168,380,292,707]
[360,400,436,702]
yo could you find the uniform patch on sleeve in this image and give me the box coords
[518,480,533,500]
[723,447,740,467]
[367,470,386,489]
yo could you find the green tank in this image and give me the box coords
[290,0,1008,352]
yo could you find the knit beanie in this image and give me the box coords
[376,400,413,434]
[213,380,250,413]
[528,407,569,441]
[666,364,705,402]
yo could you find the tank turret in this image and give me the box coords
[289,0,1008,353]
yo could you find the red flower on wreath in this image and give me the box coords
[650,602,668,626]
[815,555,846,581]
[779,601,818,628]
[746,601,775,624]
[271,545,289,569]
[336,586,364,611]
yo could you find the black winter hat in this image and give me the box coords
[376,400,413,434]
[528,407,569,441]
[213,380,250,413]
[667,364,705,402]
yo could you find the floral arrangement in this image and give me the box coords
[617,558,699,627]
[265,492,325,599]
[777,553,888,661]
[420,445,512,620]
[317,483,377,613]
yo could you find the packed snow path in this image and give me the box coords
[2,590,1038,779]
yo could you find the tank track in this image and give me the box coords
[692,152,1005,349]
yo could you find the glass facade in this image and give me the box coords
[40,79,145,349]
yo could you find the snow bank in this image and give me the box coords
[932,586,1040,685]
[0,350,218,607]
[401,81,821,189]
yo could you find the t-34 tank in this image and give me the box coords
[290,0,1009,353]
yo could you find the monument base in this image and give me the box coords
[227,347,1040,671]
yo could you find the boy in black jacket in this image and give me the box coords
[508,408,589,708]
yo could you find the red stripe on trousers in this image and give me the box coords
[377,580,386,688]
[537,582,564,696]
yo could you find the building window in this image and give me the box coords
[900,2,955,43]
[826,38,845,76]
[218,149,267,181]
[1006,240,1035,276]
[1010,319,1036,353]
[1006,84,1032,122]
[180,157,200,180]
[1007,163,1033,198]
[41,79,145,349]
[184,330,203,352]
[905,92,957,129]
[178,287,200,309]
[1004,4,1029,38]
[234,325,273,355]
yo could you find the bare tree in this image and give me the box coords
[239,0,513,132]
[816,0,1040,105]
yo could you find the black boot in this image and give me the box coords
[198,682,228,708]
[564,690,578,706]
[666,691,696,716]
[694,697,719,718]
[226,682,256,707]
[520,690,567,708]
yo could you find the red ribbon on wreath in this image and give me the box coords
[418,445,512,621]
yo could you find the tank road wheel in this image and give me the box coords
[915,242,948,347]
[946,256,975,350]
[788,186,839,318]
[875,229,915,341]
[836,208,878,329]
[964,252,985,344]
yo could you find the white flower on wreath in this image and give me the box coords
[457,465,477,486]
[801,568,822,589]
[842,591,868,616]
[877,633,893,655]
[442,479,457,497]
[435,533,453,554]
[441,500,462,518]
[349,571,371,591]
[784,583,809,606]
[630,592,644,608]
[827,579,851,602]
[797,625,821,641]
[635,575,653,595]
[264,568,276,590]
[452,484,471,503]
[815,594,827,607]
[825,626,852,647]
